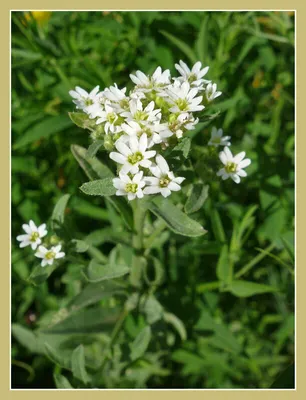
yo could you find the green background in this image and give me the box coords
[11,11,294,389]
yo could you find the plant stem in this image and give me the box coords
[130,199,147,288]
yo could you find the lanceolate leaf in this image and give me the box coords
[86,260,130,282]
[185,183,209,214]
[130,326,152,361]
[86,140,104,158]
[71,345,90,384]
[229,280,279,297]
[51,194,70,229]
[80,178,116,197]
[53,373,74,389]
[69,112,95,130]
[148,197,207,237]
[163,312,187,341]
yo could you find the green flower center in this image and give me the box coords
[125,183,138,193]
[45,251,55,260]
[175,98,189,111]
[107,112,117,124]
[212,137,221,144]
[134,110,148,121]
[225,162,237,173]
[30,232,40,242]
[188,73,197,83]
[120,98,129,109]
[84,98,93,106]
[127,152,143,165]
[159,175,170,188]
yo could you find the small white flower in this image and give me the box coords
[16,220,47,250]
[121,99,161,124]
[130,66,171,92]
[217,147,251,184]
[110,133,156,174]
[34,244,65,267]
[166,81,204,113]
[121,121,173,148]
[168,112,199,139]
[96,103,122,134]
[208,127,231,147]
[69,86,100,112]
[175,60,210,87]
[205,82,222,102]
[144,155,185,198]
[103,84,130,112]
[113,171,146,201]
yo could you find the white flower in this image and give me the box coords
[144,155,185,198]
[168,112,199,139]
[103,84,130,112]
[130,66,171,92]
[16,220,47,250]
[113,171,146,201]
[110,133,156,174]
[96,103,122,134]
[205,82,222,102]
[217,147,251,184]
[166,81,204,113]
[121,99,161,124]
[208,127,231,147]
[175,60,210,87]
[69,86,100,112]
[34,245,65,267]
[121,121,173,148]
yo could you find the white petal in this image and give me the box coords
[143,186,161,195]
[144,177,159,185]
[161,188,172,198]
[231,174,241,184]
[22,224,31,234]
[138,134,148,153]
[144,150,156,159]
[116,142,132,157]
[110,152,126,165]
[234,151,246,164]
[19,241,30,248]
[16,234,28,241]
[168,182,181,191]
[237,169,247,177]
[239,158,251,169]
[41,259,48,267]
[156,154,169,174]
[129,136,139,153]
[55,252,65,259]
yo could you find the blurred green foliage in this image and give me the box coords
[11,11,294,389]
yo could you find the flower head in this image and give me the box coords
[69,86,100,113]
[113,171,146,201]
[110,133,156,174]
[208,127,231,147]
[16,220,47,250]
[121,120,173,148]
[34,244,65,267]
[96,103,123,134]
[175,60,210,87]
[217,147,251,184]
[144,155,185,198]
[205,82,222,102]
[166,81,204,113]
[121,99,161,124]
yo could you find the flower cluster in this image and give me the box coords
[69,61,222,200]
[16,220,65,267]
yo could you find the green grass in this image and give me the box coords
[11,11,294,389]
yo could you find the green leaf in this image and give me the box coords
[140,295,164,324]
[229,280,279,297]
[11,324,38,353]
[71,144,113,181]
[71,145,133,230]
[148,197,206,237]
[71,345,90,384]
[195,15,210,63]
[13,116,72,150]
[160,30,197,63]
[51,194,70,230]
[53,373,74,389]
[86,260,129,282]
[86,140,104,158]
[130,326,152,361]
[69,281,122,310]
[70,239,89,253]
[185,184,209,214]
[80,178,116,197]
[163,312,187,341]
[216,245,231,284]
[44,342,69,368]
[41,306,119,334]
[28,264,57,285]
[68,112,95,130]
[210,207,226,243]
